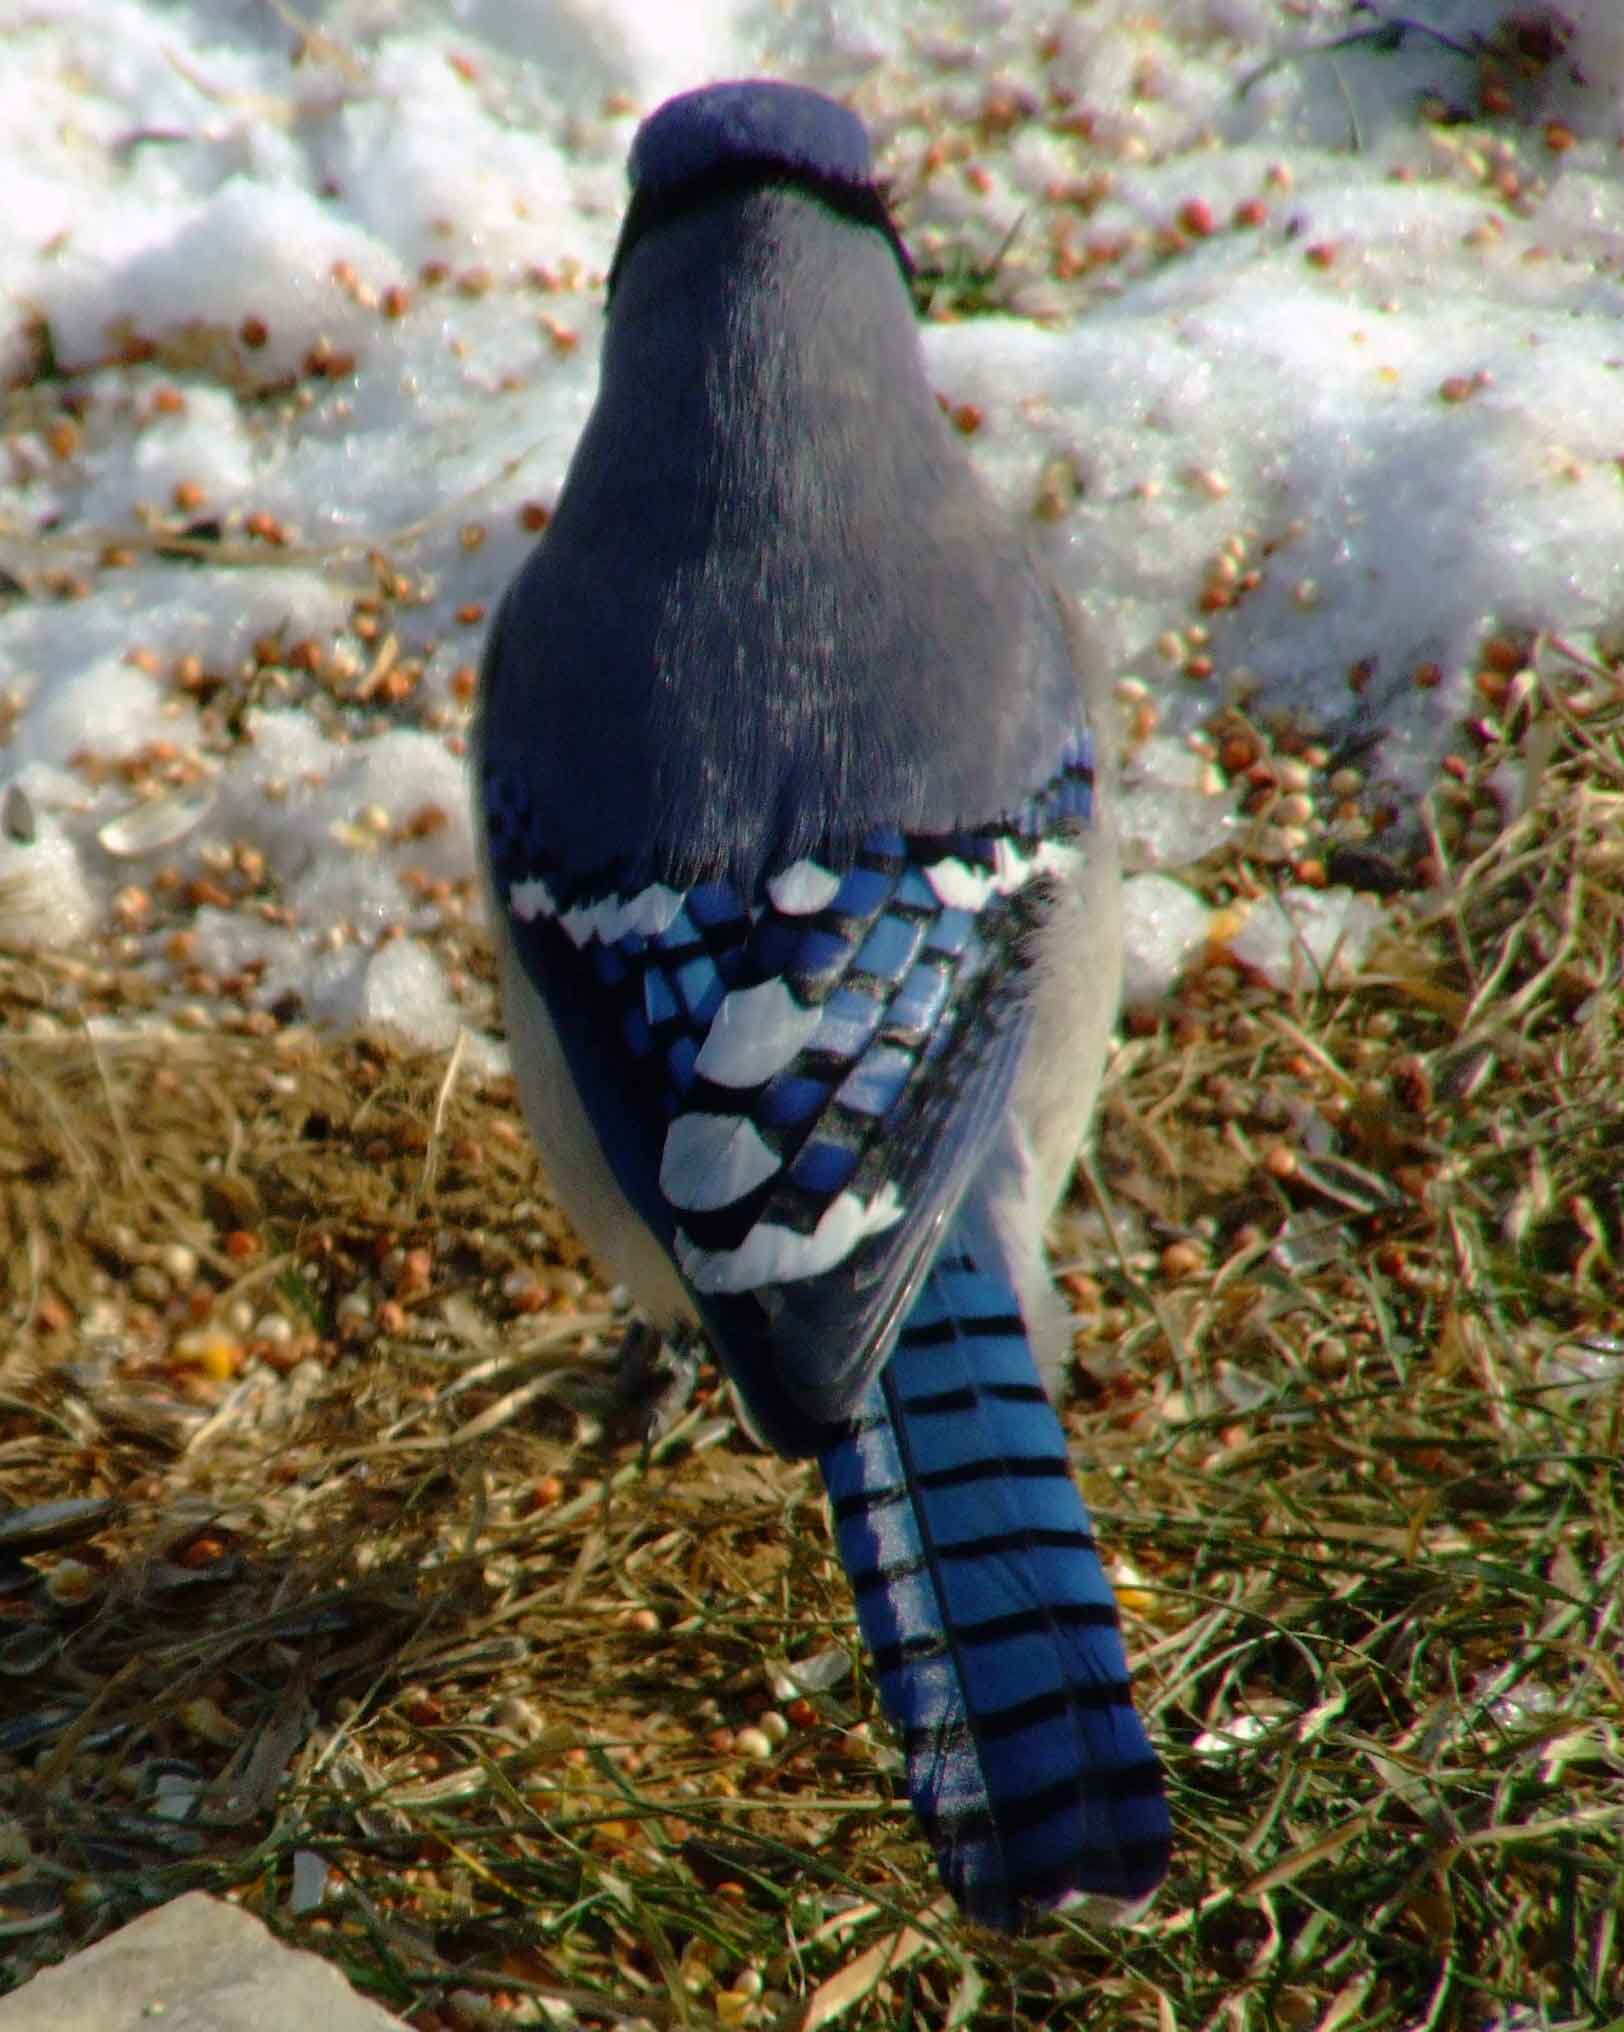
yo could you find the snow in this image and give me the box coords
[1122,873,1214,1009]
[1,0,1620,1046]
[1223,882,1388,991]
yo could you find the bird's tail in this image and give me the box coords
[819,1227,1170,1930]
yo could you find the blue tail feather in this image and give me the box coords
[820,1235,1169,1929]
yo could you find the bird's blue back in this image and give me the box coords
[478,78,1170,1928]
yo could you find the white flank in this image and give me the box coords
[660,1112,780,1212]
[767,860,841,915]
[693,978,822,1088]
[1032,839,1081,881]
[679,1183,904,1293]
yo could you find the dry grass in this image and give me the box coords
[0,654,1620,2032]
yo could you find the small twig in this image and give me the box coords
[419,1024,468,1204]
[80,1014,146,1197]
[1077,1148,1203,1405]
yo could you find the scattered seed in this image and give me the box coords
[1160,1239,1206,1280]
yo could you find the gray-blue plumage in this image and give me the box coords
[485,94,1079,892]
[478,77,1170,1929]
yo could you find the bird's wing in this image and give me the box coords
[482,735,1098,1457]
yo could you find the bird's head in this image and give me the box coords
[608,79,910,297]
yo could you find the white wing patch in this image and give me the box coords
[560,881,684,947]
[678,1183,905,1293]
[694,977,823,1088]
[509,875,558,923]
[660,1112,780,1212]
[502,835,1075,1296]
[767,859,841,915]
[924,837,1079,911]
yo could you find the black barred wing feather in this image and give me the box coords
[483,737,1097,1456]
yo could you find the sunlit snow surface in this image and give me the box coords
[1,0,1620,1038]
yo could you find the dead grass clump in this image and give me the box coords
[0,649,1619,2029]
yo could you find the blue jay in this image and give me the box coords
[477,79,1170,1929]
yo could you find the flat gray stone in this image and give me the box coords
[0,1891,407,2031]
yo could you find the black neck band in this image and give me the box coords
[607,161,913,299]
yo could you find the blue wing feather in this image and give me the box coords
[484,737,1095,1456]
